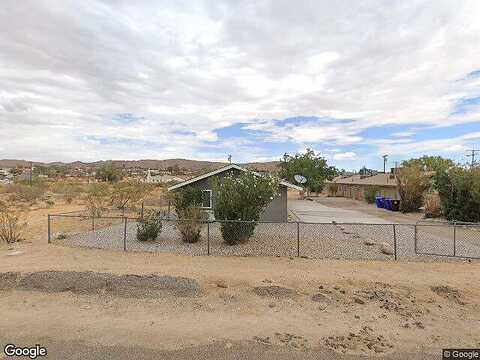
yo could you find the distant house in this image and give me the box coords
[331,170,399,200]
[145,170,184,184]
[168,164,302,222]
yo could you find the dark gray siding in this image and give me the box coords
[185,168,288,222]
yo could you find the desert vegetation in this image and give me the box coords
[170,186,206,243]
[213,172,279,245]
[136,209,163,241]
[396,165,430,213]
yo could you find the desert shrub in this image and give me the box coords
[95,165,123,183]
[0,207,26,243]
[136,209,162,241]
[45,199,55,207]
[111,181,152,215]
[436,167,480,222]
[364,186,380,204]
[176,207,206,243]
[328,183,339,197]
[396,166,430,213]
[213,172,279,245]
[85,183,110,217]
[5,183,45,202]
[423,193,442,218]
[170,187,205,243]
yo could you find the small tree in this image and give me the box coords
[170,187,205,243]
[396,166,430,213]
[111,181,152,216]
[95,165,123,183]
[436,167,480,222]
[85,183,110,217]
[213,172,279,245]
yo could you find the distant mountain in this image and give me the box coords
[0,158,281,173]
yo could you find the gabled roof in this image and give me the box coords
[168,164,303,191]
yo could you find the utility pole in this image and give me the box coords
[466,147,480,169]
[29,161,33,185]
[382,155,388,173]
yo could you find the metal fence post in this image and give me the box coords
[393,224,397,261]
[414,224,417,254]
[141,202,144,221]
[207,221,210,256]
[47,214,51,244]
[92,215,95,232]
[297,222,300,257]
[453,221,457,257]
[123,217,127,251]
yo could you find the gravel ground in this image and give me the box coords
[55,218,480,261]
[1,271,201,298]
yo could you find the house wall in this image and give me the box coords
[337,184,399,200]
[186,168,288,222]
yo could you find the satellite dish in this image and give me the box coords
[294,174,307,184]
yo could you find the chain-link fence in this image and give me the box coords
[48,213,480,261]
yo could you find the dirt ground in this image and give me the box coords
[1,201,479,359]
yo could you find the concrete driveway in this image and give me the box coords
[288,199,391,224]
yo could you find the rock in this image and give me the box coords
[381,243,394,255]
[318,304,328,311]
[224,342,233,349]
[364,239,376,246]
[216,281,228,288]
[354,297,365,305]
[311,293,330,303]
[253,285,295,298]
[6,251,24,256]
[268,303,276,308]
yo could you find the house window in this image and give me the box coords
[200,190,212,209]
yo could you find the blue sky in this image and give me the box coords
[0,1,479,171]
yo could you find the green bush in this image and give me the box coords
[364,186,380,204]
[213,172,279,245]
[397,166,430,213]
[136,209,163,241]
[170,187,205,243]
[436,167,480,222]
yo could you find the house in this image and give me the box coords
[330,170,399,200]
[168,164,302,222]
[144,169,184,184]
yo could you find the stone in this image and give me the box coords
[311,293,330,303]
[381,243,394,255]
[354,297,365,305]
[364,239,376,246]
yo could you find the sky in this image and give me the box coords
[0,0,479,171]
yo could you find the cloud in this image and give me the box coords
[0,0,479,164]
[333,152,357,161]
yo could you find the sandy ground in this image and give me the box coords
[1,201,479,359]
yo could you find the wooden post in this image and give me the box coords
[47,214,51,244]
[297,222,300,257]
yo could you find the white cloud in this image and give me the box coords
[333,152,357,161]
[0,0,479,162]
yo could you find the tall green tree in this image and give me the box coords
[95,165,123,183]
[402,156,454,172]
[278,149,338,193]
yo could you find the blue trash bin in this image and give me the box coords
[375,196,384,208]
[384,198,393,211]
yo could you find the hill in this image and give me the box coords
[0,159,280,173]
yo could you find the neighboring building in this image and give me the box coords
[168,164,302,222]
[0,168,13,184]
[331,171,399,200]
[145,169,184,184]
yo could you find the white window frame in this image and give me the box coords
[199,189,213,209]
